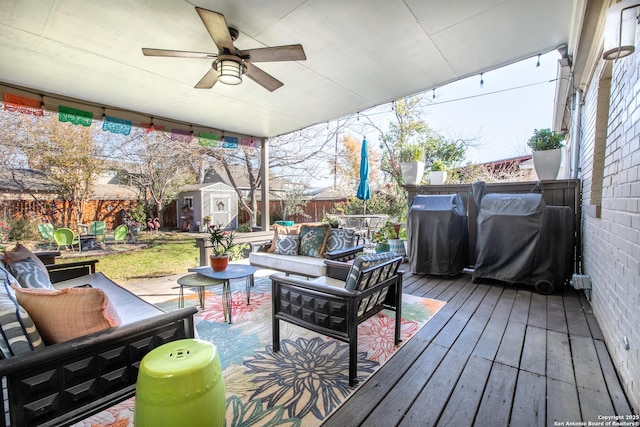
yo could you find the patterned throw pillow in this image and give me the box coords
[274,234,299,256]
[8,257,54,289]
[298,224,331,258]
[3,243,49,275]
[325,228,355,252]
[267,224,301,253]
[0,268,45,357]
[344,252,399,291]
[15,286,121,345]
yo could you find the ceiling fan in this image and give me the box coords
[142,7,306,92]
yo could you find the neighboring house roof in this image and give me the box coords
[0,168,139,200]
[205,165,293,191]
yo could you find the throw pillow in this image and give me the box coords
[0,270,45,357]
[7,257,54,289]
[267,224,301,253]
[325,228,355,253]
[274,234,299,256]
[298,224,331,258]
[344,252,399,291]
[3,243,49,275]
[15,286,121,345]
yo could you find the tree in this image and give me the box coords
[6,112,106,226]
[330,134,382,194]
[114,129,195,226]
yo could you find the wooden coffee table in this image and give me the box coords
[178,264,257,323]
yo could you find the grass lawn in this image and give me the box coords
[56,232,201,284]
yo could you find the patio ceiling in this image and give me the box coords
[0,0,581,139]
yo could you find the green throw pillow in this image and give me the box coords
[298,224,330,258]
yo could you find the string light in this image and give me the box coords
[536,53,541,69]
[479,73,484,88]
[432,88,436,99]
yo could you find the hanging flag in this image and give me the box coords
[102,116,132,135]
[242,138,259,148]
[59,105,93,126]
[222,136,239,148]
[2,93,43,116]
[199,132,219,147]
[171,128,192,143]
[141,123,165,134]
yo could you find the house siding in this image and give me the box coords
[579,38,640,412]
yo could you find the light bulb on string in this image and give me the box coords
[432,88,436,99]
[479,73,484,88]
[536,54,541,70]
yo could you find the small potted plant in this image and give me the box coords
[399,144,425,185]
[527,128,565,180]
[429,160,447,185]
[208,223,236,271]
[371,221,396,253]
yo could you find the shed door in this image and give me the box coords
[210,194,231,228]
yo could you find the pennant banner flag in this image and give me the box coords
[141,123,166,134]
[198,132,219,147]
[241,138,259,148]
[3,93,43,116]
[102,116,132,135]
[222,136,239,148]
[59,105,93,126]
[171,128,192,143]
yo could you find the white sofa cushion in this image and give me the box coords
[249,251,327,277]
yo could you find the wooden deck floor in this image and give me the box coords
[323,268,634,426]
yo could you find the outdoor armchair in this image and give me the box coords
[271,253,404,386]
[53,227,81,252]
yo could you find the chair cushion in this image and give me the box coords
[0,269,45,357]
[7,257,54,289]
[325,228,355,252]
[298,224,330,258]
[267,224,301,253]
[15,286,121,345]
[274,234,299,255]
[3,243,49,276]
[344,252,399,291]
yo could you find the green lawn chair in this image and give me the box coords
[53,227,81,252]
[113,224,129,246]
[89,220,106,242]
[37,223,55,249]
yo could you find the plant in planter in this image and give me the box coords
[429,160,447,185]
[399,144,425,185]
[527,128,565,180]
[208,224,237,271]
[371,221,397,253]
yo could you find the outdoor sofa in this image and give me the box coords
[0,250,197,427]
[249,223,364,277]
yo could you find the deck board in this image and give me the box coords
[322,270,635,426]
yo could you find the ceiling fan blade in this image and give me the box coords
[241,44,306,63]
[244,63,283,92]
[194,68,218,89]
[196,7,236,54]
[142,48,217,59]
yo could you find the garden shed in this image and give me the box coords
[177,183,237,232]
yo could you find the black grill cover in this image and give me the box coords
[408,194,467,275]
[473,193,545,284]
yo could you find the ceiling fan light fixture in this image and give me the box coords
[216,56,243,85]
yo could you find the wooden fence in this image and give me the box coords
[405,179,582,272]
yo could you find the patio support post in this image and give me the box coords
[261,138,270,231]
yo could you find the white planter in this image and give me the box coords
[400,161,425,185]
[429,171,447,185]
[532,148,562,180]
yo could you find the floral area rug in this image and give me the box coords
[74,277,445,427]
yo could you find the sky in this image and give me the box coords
[340,50,562,166]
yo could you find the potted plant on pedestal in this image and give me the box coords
[527,128,565,180]
[399,144,425,185]
[208,224,236,272]
[429,160,447,185]
[371,221,396,253]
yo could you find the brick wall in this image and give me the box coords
[579,38,640,412]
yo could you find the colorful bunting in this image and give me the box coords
[171,128,192,143]
[3,93,43,116]
[198,132,219,147]
[222,136,239,148]
[141,123,166,134]
[241,138,259,148]
[59,105,93,126]
[102,116,132,135]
